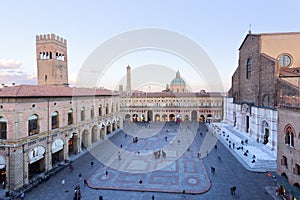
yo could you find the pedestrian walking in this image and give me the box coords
[105,171,108,177]
[230,187,234,196]
[20,192,25,200]
[91,161,94,167]
[99,196,104,200]
[61,179,65,186]
[232,186,236,195]
[84,179,87,186]
[152,194,155,200]
[139,179,143,184]
[78,174,82,182]
[2,180,5,189]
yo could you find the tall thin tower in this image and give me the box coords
[36,33,68,85]
[126,65,131,91]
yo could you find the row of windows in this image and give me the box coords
[281,156,300,175]
[0,105,116,139]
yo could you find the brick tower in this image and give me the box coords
[36,33,68,85]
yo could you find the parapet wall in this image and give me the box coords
[36,33,67,46]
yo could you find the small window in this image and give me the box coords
[278,54,292,67]
[51,111,59,129]
[28,114,39,136]
[81,107,85,121]
[68,109,73,125]
[246,58,251,79]
[0,117,7,139]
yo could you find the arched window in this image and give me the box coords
[282,156,288,168]
[246,58,251,79]
[51,111,59,129]
[81,107,85,121]
[67,109,73,125]
[285,125,294,147]
[262,94,270,107]
[90,106,95,119]
[28,114,39,136]
[106,104,109,115]
[0,116,7,139]
[98,105,102,116]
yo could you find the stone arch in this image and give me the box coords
[132,114,138,122]
[140,114,145,122]
[162,114,168,122]
[28,145,46,179]
[284,124,295,147]
[184,115,189,122]
[81,129,90,149]
[262,121,269,145]
[191,110,197,121]
[169,114,175,122]
[154,114,160,122]
[125,114,131,122]
[199,114,205,123]
[147,110,153,122]
[262,94,270,107]
[51,138,64,164]
[68,133,79,155]
[99,123,106,139]
[106,121,112,134]
[91,125,99,143]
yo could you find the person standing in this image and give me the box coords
[61,179,65,186]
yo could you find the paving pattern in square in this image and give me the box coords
[88,123,211,194]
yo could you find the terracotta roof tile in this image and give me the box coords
[0,85,117,97]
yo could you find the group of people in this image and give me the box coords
[154,149,166,159]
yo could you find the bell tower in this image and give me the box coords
[36,33,68,85]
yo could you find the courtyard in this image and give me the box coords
[25,122,276,200]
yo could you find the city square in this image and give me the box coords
[23,122,276,200]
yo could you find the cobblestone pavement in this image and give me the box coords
[25,122,276,200]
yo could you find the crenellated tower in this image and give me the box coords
[36,33,68,85]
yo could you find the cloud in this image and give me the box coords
[0,70,36,85]
[0,59,22,69]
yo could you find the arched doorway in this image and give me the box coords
[106,121,111,135]
[81,130,90,149]
[169,114,175,122]
[199,114,205,123]
[207,114,212,123]
[191,110,197,121]
[262,121,269,145]
[132,114,138,122]
[68,133,78,156]
[28,146,46,179]
[51,138,64,165]
[92,125,98,143]
[155,114,160,122]
[125,114,131,123]
[100,124,105,139]
[162,114,168,122]
[0,156,6,183]
[184,115,189,122]
[147,110,153,122]
[140,114,145,122]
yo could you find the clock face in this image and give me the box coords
[278,54,292,67]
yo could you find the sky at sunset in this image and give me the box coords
[1,0,300,92]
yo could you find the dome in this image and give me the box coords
[170,71,186,86]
